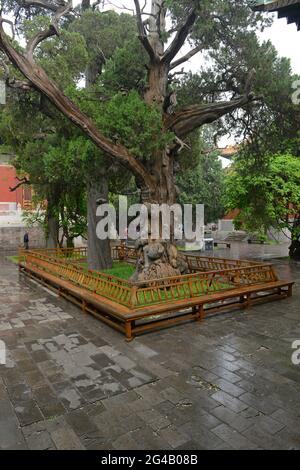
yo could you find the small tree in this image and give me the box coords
[225,153,300,258]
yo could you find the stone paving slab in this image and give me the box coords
[0,255,300,449]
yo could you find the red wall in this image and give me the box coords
[222,208,240,220]
[0,165,23,205]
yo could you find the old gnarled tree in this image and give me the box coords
[0,0,260,281]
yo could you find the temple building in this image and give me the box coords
[251,1,300,29]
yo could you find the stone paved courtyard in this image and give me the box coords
[0,253,300,450]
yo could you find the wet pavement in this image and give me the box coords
[0,251,300,450]
[200,241,290,261]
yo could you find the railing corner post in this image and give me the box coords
[130,285,138,308]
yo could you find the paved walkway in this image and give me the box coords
[201,241,290,261]
[0,254,300,450]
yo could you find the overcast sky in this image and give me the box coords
[100,2,299,163]
[101,2,299,73]
[259,15,300,75]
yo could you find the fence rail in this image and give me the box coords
[31,247,88,261]
[19,248,278,309]
[183,254,259,272]
[18,246,293,340]
[28,245,262,271]
[22,251,133,307]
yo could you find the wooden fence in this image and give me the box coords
[18,247,293,340]
[19,248,278,309]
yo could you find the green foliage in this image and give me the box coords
[22,16,88,89]
[174,3,299,155]
[177,132,225,223]
[225,153,300,239]
[68,88,174,161]
[168,0,270,48]
[22,207,47,233]
[96,92,174,160]
[1,1,299,249]
[70,10,137,65]
[102,39,147,93]
[38,30,88,89]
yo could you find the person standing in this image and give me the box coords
[24,232,29,250]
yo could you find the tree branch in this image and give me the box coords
[1,57,33,90]
[0,18,15,39]
[133,0,157,62]
[167,94,258,139]
[0,16,155,192]
[18,0,59,12]
[7,77,33,90]
[9,176,31,192]
[169,44,202,70]
[26,1,72,62]
[162,8,198,65]
[167,68,259,138]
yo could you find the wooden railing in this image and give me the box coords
[19,248,278,310]
[111,245,260,270]
[183,254,259,272]
[111,245,137,264]
[22,250,133,307]
[32,247,88,261]
[131,263,277,307]
[26,245,260,272]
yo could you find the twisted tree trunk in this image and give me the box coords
[0,0,258,280]
[46,197,59,248]
[130,58,186,279]
[129,1,187,282]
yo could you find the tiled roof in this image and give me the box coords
[251,0,300,11]
[250,0,300,29]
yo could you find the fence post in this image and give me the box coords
[130,286,138,308]
[118,241,126,261]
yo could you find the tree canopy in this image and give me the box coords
[0,0,300,269]
[225,152,300,256]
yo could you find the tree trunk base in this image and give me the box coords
[131,260,180,283]
[129,240,188,283]
[87,179,113,271]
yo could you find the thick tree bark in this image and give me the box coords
[289,215,300,260]
[66,236,74,249]
[46,201,59,248]
[84,41,113,270]
[130,0,190,282]
[144,63,169,108]
[166,94,256,138]
[131,146,189,283]
[0,18,154,192]
[87,177,113,271]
